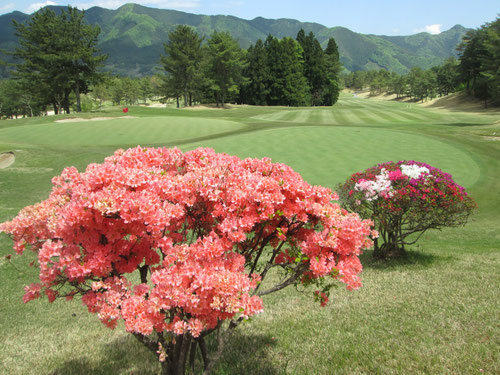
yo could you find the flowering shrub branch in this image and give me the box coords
[1,147,374,374]
[338,161,476,258]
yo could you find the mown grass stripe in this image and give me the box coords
[395,109,437,122]
[331,108,350,125]
[351,108,384,125]
[377,107,422,123]
[367,107,409,124]
[320,109,337,125]
[338,108,363,125]
[1,95,500,375]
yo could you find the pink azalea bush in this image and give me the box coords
[1,146,374,375]
[338,160,476,258]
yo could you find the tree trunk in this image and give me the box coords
[374,230,406,258]
[75,80,82,112]
[157,334,204,375]
[176,96,179,109]
[64,90,71,114]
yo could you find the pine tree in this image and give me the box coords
[296,30,326,105]
[267,36,310,106]
[324,37,342,105]
[161,25,203,107]
[241,39,270,105]
[11,6,106,113]
[206,31,246,107]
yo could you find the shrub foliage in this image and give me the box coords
[1,147,374,374]
[338,161,476,258]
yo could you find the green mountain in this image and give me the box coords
[0,3,470,77]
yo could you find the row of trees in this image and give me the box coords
[343,58,461,102]
[2,8,498,118]
[1,17,341,118]
[161,26,341,107]
[457,16,500,107]
[0,75,163,118]
[240,32,341,106]
[343,15,500,107]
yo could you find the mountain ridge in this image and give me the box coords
[0,4,470,77]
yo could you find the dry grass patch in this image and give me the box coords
[0,152,15,169]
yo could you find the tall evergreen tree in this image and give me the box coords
[482,17,500,104]
[457,28,491,105]
[11,6,106,113]
[266,36,310,106]
[296,30,326,105]
[241,39,270,105]
[206,31,246,107]
[324,37,342,105]
[295,31,340,105]
[434,57,459,96]
[263,35,282,105]
[161,25,203,107]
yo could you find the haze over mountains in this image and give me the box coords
[0,3,469,77]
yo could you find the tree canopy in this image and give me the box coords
[10,6,106,114]
[457,16,500,107]
[160,25,203,108]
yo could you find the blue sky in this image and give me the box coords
[0,0,498,35]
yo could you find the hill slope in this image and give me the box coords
[0,3,469,77]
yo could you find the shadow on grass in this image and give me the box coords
[359,248,454,271]
[51,331,280,375]
[210,332,282,375]
[50,335,158,375]
[436,122,490,127]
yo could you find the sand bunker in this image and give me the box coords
[483,136,500,141]
[0,152,15,169]
[183,103,249,110]
[144,103,167,108]
[55,116,137,123]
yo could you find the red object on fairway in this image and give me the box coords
[123,107,128,113]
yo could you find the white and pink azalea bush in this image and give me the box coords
[1,146,374,375]
[338,160,476,258]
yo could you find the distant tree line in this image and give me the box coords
[1,9,498,119]
[342,58,459,102]
[160,26,341,108]
[457,16,500,107]
[1,18,341,118]
[343,15,500,107]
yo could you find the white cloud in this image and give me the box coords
[0,3,16,13]
[25,1,58,14]
[414,24,442,35]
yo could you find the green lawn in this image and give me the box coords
[1,93,499,374]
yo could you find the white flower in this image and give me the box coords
[400,164,429,179]
[355,168,392,201]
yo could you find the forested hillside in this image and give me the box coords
[0,3,469,77]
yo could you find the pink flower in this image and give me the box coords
[1,146,373,338]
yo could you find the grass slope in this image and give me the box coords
[0,94,499,374]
